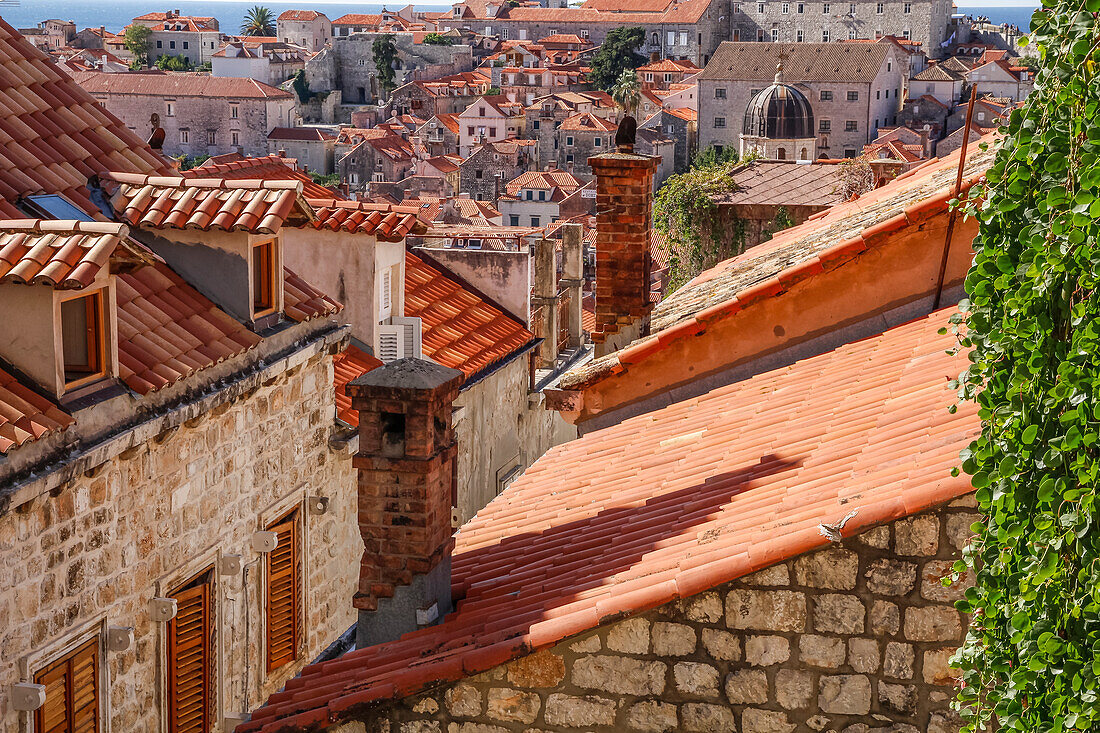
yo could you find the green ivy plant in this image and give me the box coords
[949,3,1100,731]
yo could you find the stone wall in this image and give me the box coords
[347,498,978,733]
[0,352,359,731]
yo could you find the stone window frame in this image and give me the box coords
[845,120,859,131]
[18,616,111,733]
[847,90,859,101]
[715,87,727,99]
[757,29,766,40]
[819,118,831,131]
[823,2,830,12]
[771,28,780,41]
[758,2,765,12]
[258,492,313,685]
[876,1,884,12]
[166,100,175,117]
[714,116,726,128]
[820,90,833,100]
[180,128,189,144]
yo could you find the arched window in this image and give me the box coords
[800,147,808,159]
[777,147,787,160]
[651,31,659,45]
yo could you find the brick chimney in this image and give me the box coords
[347,358,464,647]
[588,146,658,357]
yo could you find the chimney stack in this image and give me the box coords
[587,147,658,357]
[347,358,464,647]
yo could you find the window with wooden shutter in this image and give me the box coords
[167,570,213,733]
[265,509,301,673]
[34,637,100,733]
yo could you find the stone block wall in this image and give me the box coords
[349,497,979,733]
[0,352,359,731]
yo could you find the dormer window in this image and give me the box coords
[61,290,106,387]
[252,240,277,316]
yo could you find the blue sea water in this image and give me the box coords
[0,0,449,34]
[957,5,1039,31]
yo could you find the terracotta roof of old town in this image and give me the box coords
[306,199,426,240]
[0,220,155,289]
[278,9,327,21]
[700,42,893,82]
[240,305,977,733]
[71,70,293,99]
[185,154,338,199]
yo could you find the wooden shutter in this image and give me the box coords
[265,511,300,673]
[168,577,212,733]
[34,637,100,733]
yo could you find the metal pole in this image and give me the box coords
[933,84,978,311]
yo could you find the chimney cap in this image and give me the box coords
[349,357,463,393]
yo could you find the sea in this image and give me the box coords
[0,0,1038,34]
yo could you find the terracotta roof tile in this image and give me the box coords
[72,70,293,99]
[267,127,336,143]
[0,18,170,220]
[332,345,382,426]
[0,366,73,453]
[503,169,584,196]
[497,0,716,25]
[0,220,155,289]
[106,173,315,234]
[712,161,845,207]
[700,42,892,82]
[537,33,587,44]
[241,307,976,733]
[185,154,337,199]
[278,10,326,21]
[284,267,342,322]
[115,263,262,395]
[405,250,535,379]
[558,112,617,132]
[307,199,426,241]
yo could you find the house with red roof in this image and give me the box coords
[130,10,222,66]
[390,70,492,117]
[965,57,1033,102]
[637,57,700,91]
[416,113,463,157]
[237,136,983,733]
[523,90,618,171]
[553,112,617,177]
[0,18,412,733]
[497,169,592,229]
[211,39,312,87]
[267,128,338,175]
[276,10,332,51]
[457,94,527,156]
[458,138,537,204]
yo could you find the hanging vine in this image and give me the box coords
[949,2,1100,731]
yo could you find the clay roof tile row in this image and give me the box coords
[0,219,149,289]
[0,367,74,453]
[307,199,426,241]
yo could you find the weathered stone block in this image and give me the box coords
[895,516,939,556]
[400,722,440,733]
[411,698,439,714]
[625,700,678,732]
[741,708,796,733]
[775,668,813,709]
[798,635,845,668]
[741,564,790,586]
[878,681,918,715]
[870,600,900,635]
[921,560,972,603]
[606,617,650,654]
[486,688,540,724]
[447,724,510,733]
[847,638,880,673]
[652,621,697,656]
[444,684,482,717]
[572,655,666,696]
[923,647,961,686]
[818,675,871,715]
[674,662,720,698]
[724,669,769,704]
[865,558,917,596]
[745,635,790,666]
[945,513,979,551]
[569,634,601,653]
[813,594,865,634]
[884,641,915,679]
[681,703,737,732]
[904,606,961,642]
[544,694,616,727]
[681,591,723,623]
[701,628,741,661]
[928,709,965,733]
[855,524,891,549]
[506,650,565,688]
[795,548,858,590]
[806,714,830,731]
[726,589,806,632]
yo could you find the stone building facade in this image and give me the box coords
[334,500,974,733]
[72,71,296,158]
[730,0,952,58]
[132,11,223,67]
[278,10,333,51]
[458,140,536,204]
[697,42,907,158]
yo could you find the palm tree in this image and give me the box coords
[611,68,641,118]
[240,6,276,36]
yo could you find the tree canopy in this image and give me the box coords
[610,68,641,116]
[422,33,453,45]
[372,34,399,97]
[588,26,646,92]
[949,3,1100,731]
[155,53,191,71]
[122,24,152,67]
[240,6,276,36]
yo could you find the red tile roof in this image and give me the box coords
[332,345,382,426]
[637,58,699,73]
[71,70,293,100]
[405,250,535,379]
[504,169,584,196]
[241,307,976,733]
[558,112,618,132]
[185,154,338,199]
[537,33,587,44]
[0,220,155,289]
[0,18,170,220]
[498,0,716,24]
[115,263,262,395]
[306,199,426,241]
[106,173,315,234]
[0,367,74,454]
[278,10,326,21]
[284,268,342,322]
[267,127,336,142]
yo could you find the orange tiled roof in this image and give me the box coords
[284,267,342,322]
[497,0,715,24]
[537,33,586,44]
[637,58,699,73]
[0,220,155,289]
[405,250,534,379]
[0,18,170,219]
[72,70,292,99]
[115,263,262,395]
[307,199,426,241]
[332,344,382,426]
[278,9,326,21]
[559,112,617,132]
[0,367,74,454]
[185,154,338,199]
[503,169,584,196]
[106,173,315,234]
[241,307,976,733]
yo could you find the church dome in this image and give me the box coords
[742,62,815,139]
